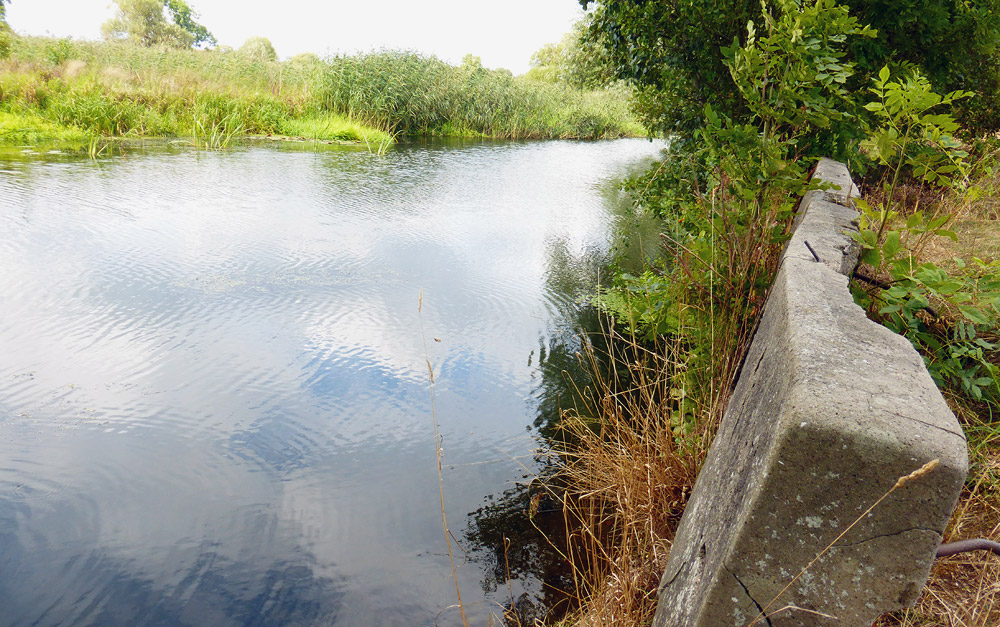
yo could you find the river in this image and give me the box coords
[0,138,663,626]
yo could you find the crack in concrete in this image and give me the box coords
[864,397,966,439]
[751,346,767,376]
[830,526,940,550]
[660,561,682,589]
[724,563,772,627]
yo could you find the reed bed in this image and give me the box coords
[0,35,642,147]
[315,50,641,139]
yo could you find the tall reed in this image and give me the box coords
[0,36,643,146]
[549,325,705,625]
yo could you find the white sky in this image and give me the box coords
[6,0,585,75]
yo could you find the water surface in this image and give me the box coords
[0,139,663,626]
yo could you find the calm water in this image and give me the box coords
[0,139,663,626]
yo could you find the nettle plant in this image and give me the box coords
[852,67,1000,402]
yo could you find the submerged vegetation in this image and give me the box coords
[0,34,642,150]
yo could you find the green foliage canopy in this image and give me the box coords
[525,17,615,89]
[164,0,216,47]
[238,36,277,62]
[0,1,9,58]
[102,0,215,49]
[580,0,755,134]
[581,0,1000,133]
[847,0,1000,129]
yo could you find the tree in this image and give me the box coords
[525,16,616,89]
[238,36,277,62]
[845,0,1000,129]
[164,0,216,47]
[580,0,755,134]
[581,0,1000,133]
[102,0,215,49]
[0,1,9,60]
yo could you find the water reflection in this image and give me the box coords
[462,169,669,621]
[0,139,663,625]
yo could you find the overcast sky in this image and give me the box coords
[6,0,586,75]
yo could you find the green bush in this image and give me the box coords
[0,29,11,60]
[238,36,277,63]
[850,67,1000,403]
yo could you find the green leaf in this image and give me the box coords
[906,293,931,310]
[936,280,963,296]
[958,305,992,325]
[927,215,951,230]
[882,231,901,259]
[861,247,881,267]
[891,257,918,278]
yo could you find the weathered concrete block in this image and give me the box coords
[812,158,861,205]
[652,159,967,627]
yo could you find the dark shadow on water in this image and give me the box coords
[463,160,667,624]
[463,304,616,624]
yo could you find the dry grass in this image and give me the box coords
[874,446,1000,626]
[543,297,760,626]
[914,168,1000,271]
[547,328,703,626]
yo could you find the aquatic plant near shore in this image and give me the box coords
[0,35,642,147]
[316,50,641,139]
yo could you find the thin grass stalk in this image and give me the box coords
[417,291,468,627]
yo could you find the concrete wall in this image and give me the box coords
[651,159,968,627]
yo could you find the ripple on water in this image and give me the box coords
[0,139,667,625]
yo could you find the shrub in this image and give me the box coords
[238,37,277,63]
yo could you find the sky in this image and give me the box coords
[6,0,586,75]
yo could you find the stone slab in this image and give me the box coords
[651,160,968,627]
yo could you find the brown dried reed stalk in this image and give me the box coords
[418,290,468,627]
[550,325,708,625]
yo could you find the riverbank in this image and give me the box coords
[0,35,644,149]
[543,149,1000,627]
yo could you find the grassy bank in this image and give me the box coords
[536,26,1000,627]
[537,144,1000,627]
[0,35,643,149]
